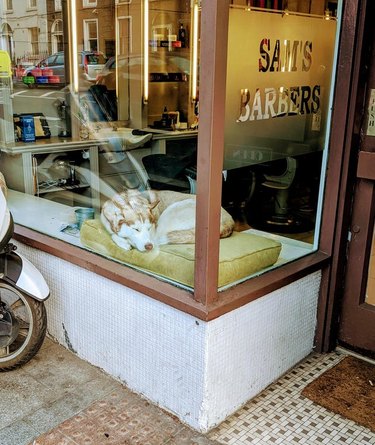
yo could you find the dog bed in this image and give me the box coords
[80,219,282,288]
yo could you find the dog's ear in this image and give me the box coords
[103,204,124,233]
[111,192,127,210]
[145,190,160,210]
[149,199,160,210]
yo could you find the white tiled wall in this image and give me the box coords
[15,241,321,432]
[203,272,320,431]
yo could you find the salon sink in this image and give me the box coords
[91,127,153,150]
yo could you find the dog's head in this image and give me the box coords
[103,190,160,252]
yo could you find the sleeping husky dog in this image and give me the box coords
[101,189,234,252]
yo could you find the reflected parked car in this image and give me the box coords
[95,54,190,91]
[22,51,107,87]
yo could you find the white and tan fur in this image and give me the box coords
[0,173,7,197]
[101,189,234,252]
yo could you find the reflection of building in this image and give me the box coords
[0,0,115,68]
[75,0,115,57]
[0,0,62,64]
[49,0,64,54]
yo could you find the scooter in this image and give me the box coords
[0,183,49,371]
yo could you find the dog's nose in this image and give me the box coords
[145,243,154,251]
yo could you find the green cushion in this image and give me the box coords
[80,219,281,288]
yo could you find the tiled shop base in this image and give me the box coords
[208,351,375,445]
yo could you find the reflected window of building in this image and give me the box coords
[55,0,62,12]
[1,23,14,61]
[27,0,37,10]
[29,27,39,56]
[51,20,64,53]
[83,0,97,8]
[5,0,13,11]
[84,20,99,52]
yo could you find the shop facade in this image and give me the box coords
[0,0,374,432]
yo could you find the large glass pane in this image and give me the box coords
[1,0,198,291]
[220,0,340,289]
[0,0,342,292]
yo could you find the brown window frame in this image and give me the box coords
[14,224,329,321]
[13,0,354,329]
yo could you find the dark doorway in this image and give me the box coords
[337,0,375,358]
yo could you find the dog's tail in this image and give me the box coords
[157,229,196,245]
[220,209,235,238]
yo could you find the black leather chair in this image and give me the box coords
[142,153,195,193]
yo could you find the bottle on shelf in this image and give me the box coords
[161,106,170,128]
[178,23,186,48]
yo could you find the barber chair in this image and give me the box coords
[142,153,196,193]
[87,85,118,122]
[141,155,257,228]
[221,167,256,225]
[262,156,297,227]
[247,157,313,233]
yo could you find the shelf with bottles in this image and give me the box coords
[149,13,189,50]
[249,0,284,9]
[149,39,186,50]
[149,22,187,48]
[149,72,188,83]
[148,21,190,82]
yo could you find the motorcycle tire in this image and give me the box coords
[0,283,47,371]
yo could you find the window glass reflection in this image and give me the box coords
[0,0,342,291]
[219,0,339,289]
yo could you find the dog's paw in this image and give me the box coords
[112,234,132,250]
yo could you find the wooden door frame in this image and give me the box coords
[316,0,375,352]
[337,3,375,354]
[339,176,375,354]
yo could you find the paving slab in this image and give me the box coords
[0,337,220,445]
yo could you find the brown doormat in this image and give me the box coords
[301,355,375,432]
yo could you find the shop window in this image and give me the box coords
[217,1,339,289]
[0,1,341,294]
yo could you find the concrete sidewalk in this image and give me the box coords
[0,338,220,445]
[2,337,374,445]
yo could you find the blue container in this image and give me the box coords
[20,115,35,142]
[36,76,49,84]
[75,208,95,229]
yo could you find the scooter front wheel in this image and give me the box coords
[0,283,47,371]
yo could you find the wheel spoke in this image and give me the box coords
[19,327,30,338]
[10,298,24,311]
[18,319,30,330]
